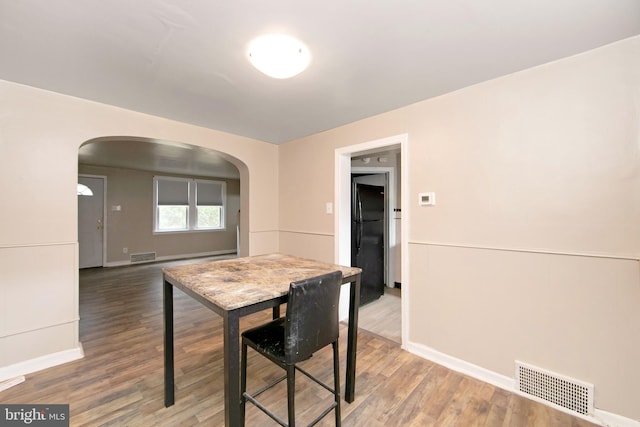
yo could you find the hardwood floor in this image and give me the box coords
[358,287,401,344]
[1,257,597,426]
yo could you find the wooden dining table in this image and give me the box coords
[162,253,362,426]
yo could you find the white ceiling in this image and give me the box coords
[3,1,640,177]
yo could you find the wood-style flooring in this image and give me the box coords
[0,257,597,426]
[359,286,401,344]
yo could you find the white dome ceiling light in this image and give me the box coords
[248,34,310,79]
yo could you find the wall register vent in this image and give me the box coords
[515,361,593,415]
[130,252,156,263]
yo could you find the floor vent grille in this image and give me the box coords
[130,252,156,263]
[515,361,593,415]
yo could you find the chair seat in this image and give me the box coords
[243,318,287,361]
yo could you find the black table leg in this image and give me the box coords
[345,274,361,403]
[163,279,175,407]
[272,305,281,319]
[223,311,241,427]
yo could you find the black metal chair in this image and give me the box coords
[240,270,343,427]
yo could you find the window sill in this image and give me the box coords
[153,228,227,235]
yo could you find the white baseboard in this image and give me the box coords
[406,341,515,391]
[592,410,640,427]
[405,341,639,427]
[0,345,84,382]
[104,249,237,267]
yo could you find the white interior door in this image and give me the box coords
[78,176,105,268]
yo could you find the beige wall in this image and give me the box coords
[79,165,240,264]
[0,81,279,374]
[279,36,640,421]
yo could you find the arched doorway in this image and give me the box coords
[78,136,248,266]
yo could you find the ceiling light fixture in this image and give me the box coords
[248,34,310,79]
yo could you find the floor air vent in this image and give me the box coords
[515,361,593,415]
[130,252,156,263]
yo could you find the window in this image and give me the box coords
[195,179,225,229]
[154,176,225,232]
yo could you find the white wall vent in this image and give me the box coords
[130,252,156,263]
[515,361,593,415]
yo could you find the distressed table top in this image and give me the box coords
[163,253,361,311]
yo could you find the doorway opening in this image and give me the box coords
[78,136,249,268]
[335,134,408,347]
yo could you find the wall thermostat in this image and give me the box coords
[418,192,436,206]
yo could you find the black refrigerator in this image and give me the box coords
[351,180,385,306]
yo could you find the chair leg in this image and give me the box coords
[287,365,296,427]
[333,341,341,427]
[240,341,248,427]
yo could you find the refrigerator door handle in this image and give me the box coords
[356,190,363,251]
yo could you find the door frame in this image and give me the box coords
[335,134,409,347]
[78,174,107,268]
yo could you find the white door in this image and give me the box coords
[78,176,104,268]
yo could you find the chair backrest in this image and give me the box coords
[284,270,343,364]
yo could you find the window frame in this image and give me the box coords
[153,176,226,234]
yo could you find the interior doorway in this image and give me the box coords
[335,134,408,347]
[78,137,250,266]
